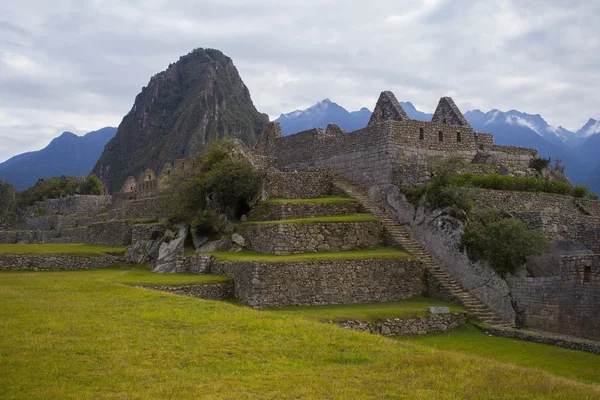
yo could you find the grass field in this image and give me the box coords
[263,196,356,204]
[1,268,599,399]
[264,297,465,321]
[0,243,126,256]
[210,247,411,262]
[396,324,600,385]
[241,213,378,225]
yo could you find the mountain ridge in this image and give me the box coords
[0,127,117,191]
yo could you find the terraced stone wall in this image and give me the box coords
[264,170,341,199]
[108,197,164,220]
[247,201,362,221]
[211,258,425,308]
[88,220,135,246]
[468,188,587,214]
[508,255,600,341]
[512,212,600,252]
[241,222,383,255]
[23,195,111,217]
[336,313,467,336]
[0,254,122,271]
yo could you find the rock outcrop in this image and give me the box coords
[93,48,269,192]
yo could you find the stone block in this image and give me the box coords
[427,306,450,315]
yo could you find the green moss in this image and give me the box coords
[0,244,126,256]
[210,247,411,262]
[264,296,465,321]
[242,213,378,225]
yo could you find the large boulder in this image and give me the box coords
[198,237,232,253]
[152,223,187,273]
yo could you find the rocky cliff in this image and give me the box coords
[93,48,268,192]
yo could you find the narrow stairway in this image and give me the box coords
[333,179,512,327]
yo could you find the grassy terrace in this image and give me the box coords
[0,243,126,256]
[210,247,411,262]
[263,196,357,204]
[397,324,600,385]
[242,213,378,225]
[264,297,465,321]
[1,268,599,398]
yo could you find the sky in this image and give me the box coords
[1,0,599,162]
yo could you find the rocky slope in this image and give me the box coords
[93,48,268,192]
[0,127,116,191]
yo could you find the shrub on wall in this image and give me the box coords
[453,173,577,196]
[460,211,548,277]
[162,140,263,223]
[191,210,220,237]
[529,157,551,173]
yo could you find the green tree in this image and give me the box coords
[80,174,104,195]
[460,211,548,277]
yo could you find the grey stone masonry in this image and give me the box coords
[431,97,471,128]
[247,201,362,221]
[108,197,164,220]
[0,254,122,271]
[264,169,342,199]
[88,220,135,246]
[241,221,383,255]
[336,313,467,336]
[368,91,408,126]
[508,254,600,341]
[210,258,425,308]
[23,195,111,217]
[183,254,214,274]
[469,188,588,215]
[134,282,233,301]
[427,306,450,314]
[131,223,167,243]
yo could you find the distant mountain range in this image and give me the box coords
[0,127,117,191]
[275,100,600,193]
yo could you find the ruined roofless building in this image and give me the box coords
[256,91,538,187]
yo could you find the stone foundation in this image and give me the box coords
[242,221,383,255]
[264,169,342,199]
[0,254,122,271]
[88,220,135,246]
[336,313,467,336]
[210,258,425,308]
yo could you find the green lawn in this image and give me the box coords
[0,269,598,399]
[98,264,230,286]
[210,247,411,262]
[264,297,465,321]
[242,213,378,225]
[0,243,126,256]
[264,196,356,204]
[396,324,600,385]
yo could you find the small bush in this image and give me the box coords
[588,193,599,201]
[403,186,427,207]
[80,174,104,195]
[529,157,551,173]
[191,210,219,237]
[571,185,590,198]
[460,211,548,277]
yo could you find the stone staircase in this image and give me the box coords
[333,179,512,327]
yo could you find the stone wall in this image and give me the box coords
[512,211,600,252]
[0,254,121,271]
[247,201,362,221]
[60,227,89,243]
[210,258,425,308]
[241,221,383,255]
[23,195,111,217]
[264,169,342,199]
[469,188,585,215]
[183,254,214,274]
[263,119,537,190]
[134,282,233,301]
[476,325,600,355]
[0,230,60,244]
[368,184,516,323]
[88,220,134,246]
[508,255,600,341]
[131,223,167,243]
[108,197,164,220]
[336,313,467,336]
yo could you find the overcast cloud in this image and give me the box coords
[1,0,599,162]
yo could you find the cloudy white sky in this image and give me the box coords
[1,0,599,162]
